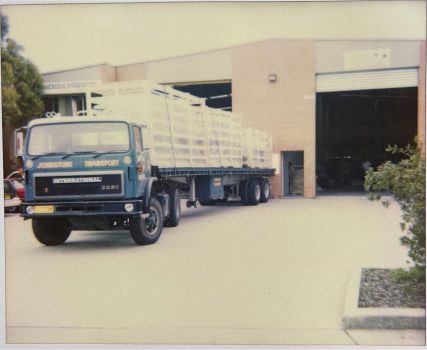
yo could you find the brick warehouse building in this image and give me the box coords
[40,39,426,198]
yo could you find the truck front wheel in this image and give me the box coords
[32,218,71,246]
[130,198,164,245]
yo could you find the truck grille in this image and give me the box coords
[34,171,124,199]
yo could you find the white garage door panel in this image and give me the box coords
[316,68,418,92]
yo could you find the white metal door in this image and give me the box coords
[316,68,418,93]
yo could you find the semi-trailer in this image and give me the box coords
[16,81,275,246]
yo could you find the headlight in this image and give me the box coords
[25,159,33,168]
[26,206,34,214]
[123,156,132,165]
[124,203,134,212]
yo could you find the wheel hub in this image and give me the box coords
[255,185,261,201]
[145,208,159,235]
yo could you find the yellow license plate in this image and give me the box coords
[4,194,12,200]
[33,205,55,214]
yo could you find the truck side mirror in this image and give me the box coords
[14,128,26,157]
[140,124,153,151]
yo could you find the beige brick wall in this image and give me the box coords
[231,40,316,198]
[101,64,117,82]
[116,63,146,81]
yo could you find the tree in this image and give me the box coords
[364,143,425,285]
[1,14,44,174]
[1,15,44,127]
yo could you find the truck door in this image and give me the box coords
[133,126,147,195]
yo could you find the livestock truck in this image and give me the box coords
[16,81,275,246]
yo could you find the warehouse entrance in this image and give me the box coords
[316,87,418,193]
[172,82,232,111]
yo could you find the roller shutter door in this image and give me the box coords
[316,68,418,93]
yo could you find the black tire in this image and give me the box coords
[240,181,249,204]
[260,179,271,203]
[5,206,18,213]
[32,218,71,246]
[130,198,164,245]
[247,179,261,206]
[164,188,181,227]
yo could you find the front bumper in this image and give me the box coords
[21,199,143,218]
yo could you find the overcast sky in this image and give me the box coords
[1,1,426,74]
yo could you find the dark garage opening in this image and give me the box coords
[173,82,232,111]
[316,87,418,193]
[283,151,304,196]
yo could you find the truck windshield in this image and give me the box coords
[27,122,130,156]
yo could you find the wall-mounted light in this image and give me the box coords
[268,73,277,82]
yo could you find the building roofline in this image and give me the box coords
[42,63,113,76]
[42,38,425,75]
[119,38,303,67]
[116,38,425,68]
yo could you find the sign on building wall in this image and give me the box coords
[344,48,391,70]
[44,80,101,91]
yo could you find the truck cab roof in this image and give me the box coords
[27,116,137,127]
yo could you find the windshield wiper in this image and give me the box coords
[93,151,115,159]
[62,151,99,159]
[31,152,68,160]
[93,151,127,158]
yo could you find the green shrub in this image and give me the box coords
[390,267,426,297]
[364,143,425,284]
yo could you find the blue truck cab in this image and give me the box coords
[19,116,167,246]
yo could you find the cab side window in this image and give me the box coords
[133,126,142,153]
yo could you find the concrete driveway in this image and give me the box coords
[5,196,415,345]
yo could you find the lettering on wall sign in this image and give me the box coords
[43,80,100,90]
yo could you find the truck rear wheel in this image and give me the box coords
[247,179,261,205]
[32,218,71,246]
[240,181,249,204]
[130,198,164,245]
[260,179,270,203]
[164,188,181,227]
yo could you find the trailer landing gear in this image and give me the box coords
[186,200,199,208]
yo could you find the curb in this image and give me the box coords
[343,267,426,330]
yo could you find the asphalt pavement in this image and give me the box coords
[3,196,425,346]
